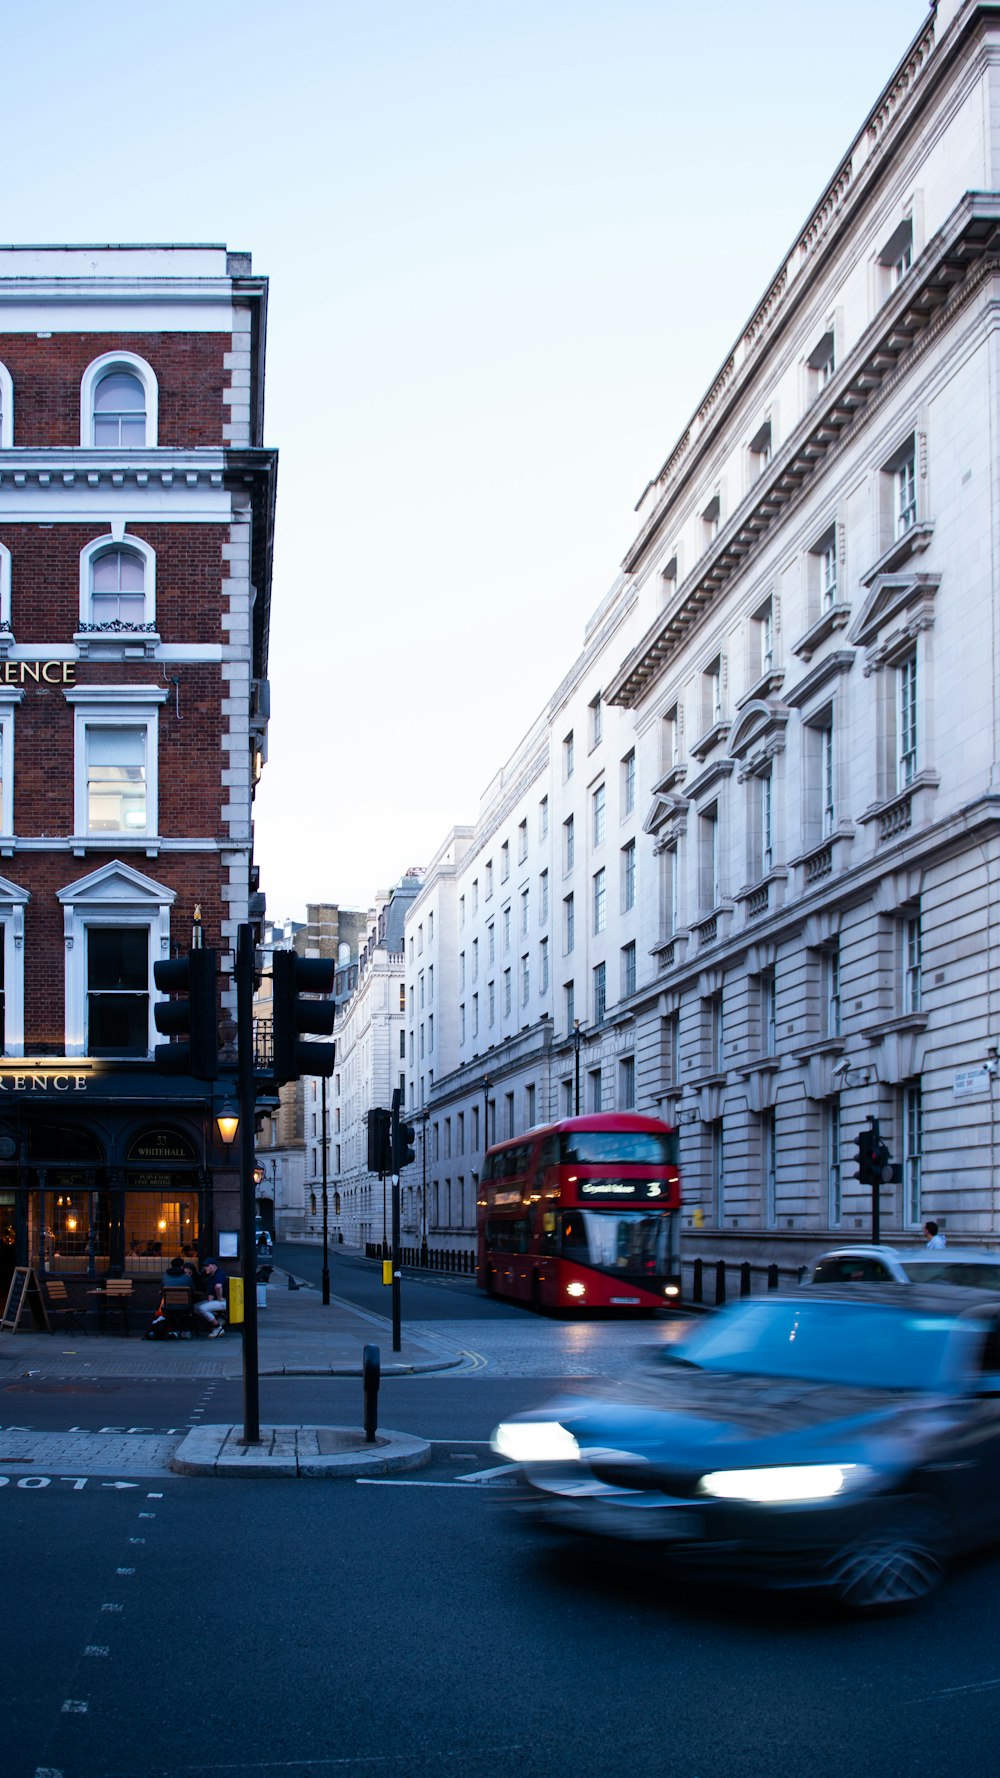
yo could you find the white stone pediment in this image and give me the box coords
[57,858,175,909]
[643,791,687,838]
[726,699,789,762]
[849,571,939,653]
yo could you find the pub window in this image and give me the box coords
[86,925,150,1057]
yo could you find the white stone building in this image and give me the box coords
[403,0,1000,1272]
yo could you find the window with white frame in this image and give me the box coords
[592,783,605,848]
[487,921,495,964]
[539,795,549,839]
[808,329,835,397]
[81,352,158,449]
[593,868,606,935]
[903,1082,923,1225]
[880,436,918,547]
[485,861,493,900]
[711,1120,724,1225]
[824,943,841,1038]
[564,979,575,1033]
[68,687,167,839]
[517,818,527,863]
[760,969,777,1054]
[902,911,921,1013]
[661,706,680,771]
[472,992,478,1037]
[897,653,917,788]
[0,876,28,1054]
[622,749,635,816]
[703,659,723,728]
[539,869,548,925]
[880,217,913,290]
[0,691,19,838]
[710,993,724,1074]
[752,597,774,679]
[589,693,603,748]
[539,936,549,995]
[488,979,495,1026]
[828,1101,842,1227]
[702,492,721,547]
[472,936,478,980]
[0,361,12,447]
[748,419,772,483]
[660,843,679,940]
[589,1066,602,1112]
[564,814,575,874]
[520,887,530,936]
[563,731,574,780]
[619,1054,635,1110]
[761,1109,777,1227]
[815,528,838,612]
[621,839,636,912]
[58,860,172,1059]
[564,893,575,955]
[621,940,636,999]
[500,840,510,882]
[503,968,511,1017]
[521,953,530,1006]
[699,804,720,911]
[502,905,511,954]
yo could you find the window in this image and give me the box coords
[564,980,575,1033]
[81,352,157,448]
[710,994,724,1074]
[903,1083,923,1225]
[660,844,679,941]
[880,217,913,290]
[485,861,493,900]
[564,814,575,874]
[459,1003,466,1043]
[593,868,606,934]
[539,870,549,924]
[502,905,511,953]
[748,419,772,482]
[759,768,774,876]
[808,329,835,395]
[711,1121,724,1225]
[662,707,680,771]
[896,449,917,536]
[428,912,433,943]
[761,1110,777,1228]
[487,922,495,965]
[812,529,837,612]
[828,1103,842,1228]
[619,1054,635,1110]
[520,887,530,936]
[752,598,774,678]
[622,750,635,816]
[459,894,465,928]
[500,841,510,882]
[898,653,917,788]
[592,783,605,848]
[622,840,636,912]
[703,659,722,728]
[621,940,636,999]
[86,725,147,833]
[564,731,575,780]
[903,912,921,1013]
[589,693,603,748]
[472,991,479,1036]
[0,360,12,448]
[87,924,150,1056]
[539,936,549,995]
[503,968,512,1017]
[525,1083,536,1127]
[87,546,148,629]
[699,804,720,911]
[821,720,835,836]
[472,937,478,980]
[539,796,549,839]
[760,970,776,1055]
[471,879,478,914]
[564,893,575,955]
[521,953,530,1006]
[824,944,841,1038]
[459,951,465,990]
[702,492,721,546]
[488,980,495,1026]
[517,819,528,863]
[428,964,434,1002]
[589,1067,602,1112]
[399,1029,406,1059]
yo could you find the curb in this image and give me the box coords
[170,1422,432,1479]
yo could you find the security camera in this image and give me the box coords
[833,1058,852,1077]
[985,1059,999,1078]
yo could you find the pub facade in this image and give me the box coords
[0,243,275,1311]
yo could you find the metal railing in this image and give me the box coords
[365,1241,476,1276]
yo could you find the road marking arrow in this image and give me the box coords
[101,1482,139,1490]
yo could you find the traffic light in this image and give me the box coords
[854,1126,877,1185]
[391,1093,416,1173]
[367,1107,391,1175]
[153,948,218,1079]
[271,950,336,1083]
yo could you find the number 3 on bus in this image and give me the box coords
[477,1112,681,1313]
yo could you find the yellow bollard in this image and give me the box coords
[382,1259,393,1287]
[228,1275,245,1325]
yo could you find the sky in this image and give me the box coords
[4,0,926,918]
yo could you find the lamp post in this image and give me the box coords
[482,1075,491,1157]
[419,1111,429,1261]
[572,1020,582,1115]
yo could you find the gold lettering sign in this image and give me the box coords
[1,661,75,686]
[0,1072,88,1092]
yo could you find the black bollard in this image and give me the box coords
[363,1343,380,1443]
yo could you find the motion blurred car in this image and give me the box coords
[491,1286,1000,1611]
[808,1244,1000,1290]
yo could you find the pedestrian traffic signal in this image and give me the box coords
[367,1107,391,1175]
[271,950,336,1083]
[153,947,219,1079]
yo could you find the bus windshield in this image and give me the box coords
[560,1208,674,1275]
[559,1130,679,1166]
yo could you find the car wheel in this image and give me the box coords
[828,1501,949,1612]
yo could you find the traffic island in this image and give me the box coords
[170,1422,431,1479]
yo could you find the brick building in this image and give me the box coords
[0,243,275,1311]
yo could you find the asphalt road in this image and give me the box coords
[274,1238,526,1320]
[9,1249,1000,1778]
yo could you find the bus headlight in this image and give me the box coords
[566,1281,586,1298]
[664,1284,680,1298]
[491,1421,581,1463]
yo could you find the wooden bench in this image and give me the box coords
[161,1285,195,1336]
[97,1278,133,1335]
[43,1278,88,1334]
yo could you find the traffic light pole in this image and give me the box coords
[870,1116,881,1245]
[391,1170,401,1354]
[321,1084,330,1306]
[236,922,261,1445]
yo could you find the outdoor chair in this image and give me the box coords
[97,1277,133,1335]
[161,1285,195,1336]
[43,1278,89,1334]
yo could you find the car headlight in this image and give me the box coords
[698,1463,875,1503]
[491,1421,581,1463]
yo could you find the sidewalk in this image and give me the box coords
[0,1266,464,1382]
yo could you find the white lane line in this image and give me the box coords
[909,1677,1000,1702]
[356,1478,514,1489]
[61,1700,88,1713]
[454,1462,517,1483]
[83,1646,109,1658]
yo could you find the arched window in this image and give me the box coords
[93,371,146,447]
[80,352,158,448]
[91,547,147,626]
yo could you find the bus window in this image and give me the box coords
[540,1211,557,1252]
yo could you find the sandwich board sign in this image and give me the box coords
[1,1266,49,1332]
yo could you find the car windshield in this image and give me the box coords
[670,1299,976,1391]
[904,1260,1000,1290]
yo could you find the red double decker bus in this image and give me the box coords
[477,1111,681,1313]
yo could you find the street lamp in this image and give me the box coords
[216,1104,240,1146]
[418,1111,429,1260]
[321,1076,330,1306]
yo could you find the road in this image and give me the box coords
[6,1246,1000,1778]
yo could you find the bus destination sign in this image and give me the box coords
[578,1180,667,1202]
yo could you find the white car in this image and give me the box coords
[809,1244,1000,1291]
